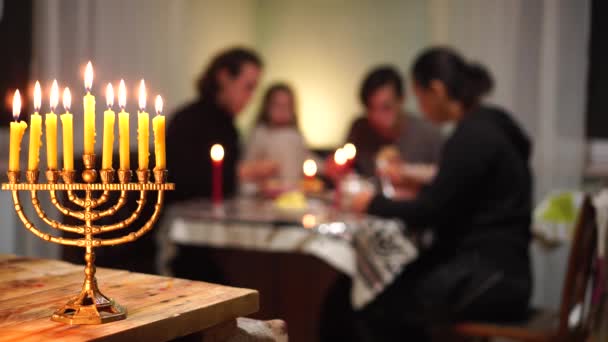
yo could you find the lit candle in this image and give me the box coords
[303,159,317,179]
[152,95,166,170]
[9,90,28,172]
[118,79,130,170]
[137,79,149,170]
[60,88,73,171]
[45,80,59,170]
[83,61,96,155]
[333,148,348,209]
[28,82,43,171]
[102,83,115,170]
[343,142,357,164]
[210,144,224,205]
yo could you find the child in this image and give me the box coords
[240,83,310,192]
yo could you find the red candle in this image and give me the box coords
[210,144,224,205]
[333,148,348,209]
[343,142,357,172]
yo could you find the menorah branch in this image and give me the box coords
[96,191,129,220]
[49,190,86,220]
[67,190,111,209]
[11,190,81,246]
[30,190,84,234]
[98,191,144,230]
[100,190,164,246]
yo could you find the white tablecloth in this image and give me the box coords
[158,203,417,309]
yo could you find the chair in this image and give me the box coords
[450,196,598,342]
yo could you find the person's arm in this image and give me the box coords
[239,127,279,181]
[368,121,496,226]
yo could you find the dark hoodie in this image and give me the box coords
[369,105,532,266]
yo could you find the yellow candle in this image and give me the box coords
[28,81,44,171]
[60,88,74,171]
[118,80,130,170]
[152,95,166,170]
[137,80,149,170]
[28,112,42,171]
[83,61,96,155]
[45,81,60,170]
[102,83,115,170]
[9,90,28,172]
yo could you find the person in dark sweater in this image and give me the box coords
[351,48,533,341]
[167,48,262,203]
[167,48,262,282]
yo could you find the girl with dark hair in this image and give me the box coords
[239,83,311,191]
[351,47,532,341]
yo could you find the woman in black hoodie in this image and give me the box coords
[352,47,533,341]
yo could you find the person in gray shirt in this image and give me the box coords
[345,66,443,179]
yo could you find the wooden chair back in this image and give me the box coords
[557,196,597,339]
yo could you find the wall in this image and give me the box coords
[246,0,431,148]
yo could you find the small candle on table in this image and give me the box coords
[9,90,28,172]
[343,142,357,171]
[28,81,43,171]
[210,144,224,205]
[118,80,130,170]
[83,61,96,155]
[102,83,115,170]
[333,148,348,209]
[303,159,317,180]
[45,80,59,170]
[137,79,149,170]
[60,88,73,171]
[152,95,166,170]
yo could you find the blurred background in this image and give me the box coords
[0,0,597,315]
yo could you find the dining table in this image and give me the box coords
[158,196,418,342]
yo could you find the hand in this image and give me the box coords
[323,155,342,182]
[351,190,375,213]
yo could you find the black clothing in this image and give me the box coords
[360,105,533,341]
[166,98,240,285]
[166,99,240,204]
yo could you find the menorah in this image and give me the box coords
[1,154,174,325]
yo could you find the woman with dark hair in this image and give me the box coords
[167,47,262,282]
[167,47,262,204]
[351,47,533,341]
[239,83,310,190]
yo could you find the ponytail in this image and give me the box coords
[412,47,494,109]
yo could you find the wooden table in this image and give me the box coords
[0,254,259,341]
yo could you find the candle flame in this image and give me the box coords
[12,90,21,120]
[33,81,41,111]
[210,144,224,162]
[155,95,163,115]
[302,214,317,229]
[106,83,114,108]
[118,79,127,109]
[334,148,347,166]
[50,80,59,112]
[303,159,317,177]
[343,143,357,160]
[63,87,71,112]
[84,61,93,91]
[138,79,146,111]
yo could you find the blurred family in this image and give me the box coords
[166,46,532,342]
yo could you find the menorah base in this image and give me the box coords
[51,281,127,325]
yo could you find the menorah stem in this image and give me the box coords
[84,244,96,290]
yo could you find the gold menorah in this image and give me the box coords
[1,154,174,325]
